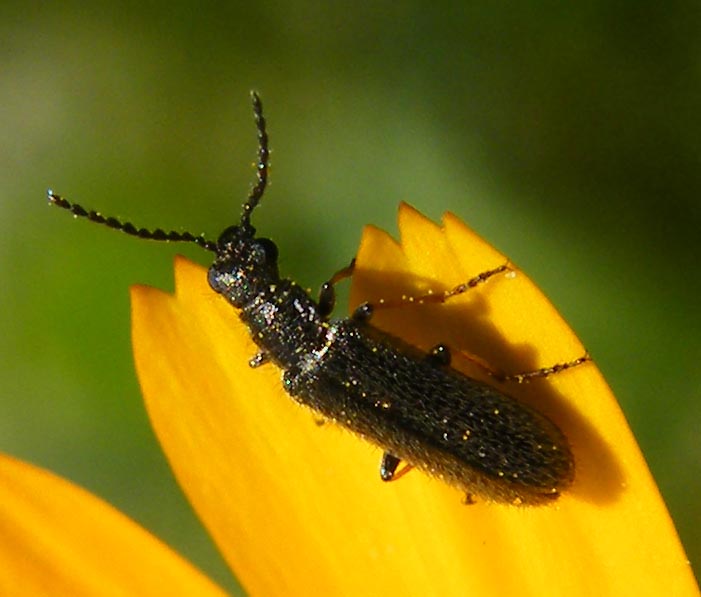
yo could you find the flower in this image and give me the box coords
[0,453,226,595]
[2,204,697,595]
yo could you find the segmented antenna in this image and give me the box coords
[49,92,269,249]
[47,189,218,252]
[240,90,269,229]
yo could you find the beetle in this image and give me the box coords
[49,92,588,505]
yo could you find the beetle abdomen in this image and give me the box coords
[288,319,574,505]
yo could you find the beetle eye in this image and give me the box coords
[216,225,239,246]
[257,238,278,263]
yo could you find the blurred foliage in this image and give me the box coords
[1,1,699,591]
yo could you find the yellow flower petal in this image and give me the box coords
[0,453,227,596]
[132,204,698,595]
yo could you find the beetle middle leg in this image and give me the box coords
[352,263,510,319]
[351,261,591,381]
[379,451,413,482]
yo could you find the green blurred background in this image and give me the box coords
[2,2,699,592]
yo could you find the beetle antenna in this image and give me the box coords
[240,90,269,230]
[47,189,219,252]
